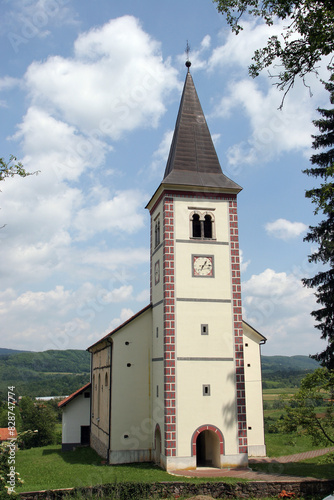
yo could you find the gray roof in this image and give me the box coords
[162,70,242,192]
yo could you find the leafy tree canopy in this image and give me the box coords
[213,0,334,101]
[0,155,30,182]
[282,368,334,445]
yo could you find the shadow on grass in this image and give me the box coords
[42,446,104,465]
[251,460,334,480]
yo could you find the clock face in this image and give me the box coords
[193,255,214,277]
[154,260,160,285]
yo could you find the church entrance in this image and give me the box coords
[196,430,220,468]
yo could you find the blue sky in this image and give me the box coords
[0,0,331,356]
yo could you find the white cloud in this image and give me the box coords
[177,36,212,70]
[148,130,173,177]
[215,78,315,167]
[23,16,180,139]
[73,189,146,240]
[242,268,323,356]
[0,76,21,91]
[3,0,78,50]
[107,308,135,332]
[265,218,308,240]
[240,249,250,273]
[209,20,285,72]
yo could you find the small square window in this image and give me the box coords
[84,392,90,398]
[245,343,248,347]
[201,324,209,335]
[203,384,211,396]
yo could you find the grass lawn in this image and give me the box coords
[251,454,334,480]
[264,432,328,457]
[16,445,243,492]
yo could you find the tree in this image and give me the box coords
[19,397,57,448]
[0,155,38,228]
[302,73,334,369]
[213,0,334,103]
[0,155,30,182]
[282,368,334,445]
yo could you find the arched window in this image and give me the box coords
[190,211,215,239]
[192,213,201,238]
[204,214,212,239]
[97,374,101,420]
[154,219,160,247]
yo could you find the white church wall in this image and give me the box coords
[243,323,266,456]
[109,307,152,463]
[176,361,238,456]
[176,301,234,358]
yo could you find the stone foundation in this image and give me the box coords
[19,479,334,499]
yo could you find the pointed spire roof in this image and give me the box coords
[162,69,241,192]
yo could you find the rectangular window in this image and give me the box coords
[201,324,209,335]
[156,385,159,397]
[203,384,211,396]
[156,327,159,338]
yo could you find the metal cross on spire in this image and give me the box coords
[185,40,191,71]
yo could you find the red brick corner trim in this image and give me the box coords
[191,425,224,456]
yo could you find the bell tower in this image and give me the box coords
[146,63,247,470]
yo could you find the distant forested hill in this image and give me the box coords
[261,355,319,372]
[0,348,29,357]
[0,349,319,398]
[261,355,319,389]
[0,349,90,398]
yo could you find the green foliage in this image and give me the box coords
[0,349,90,398]
[0,403,22,431]
[213,0,334,102]
[302,74,334,369]
[0,156,31,182]
[0,349,90,374]
[281,368,334,445]
[20,397,58,448]
[0,430,35,499]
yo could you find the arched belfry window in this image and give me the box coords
[190,211,215,240]
[204,214,213,239]
[192,213,201,238]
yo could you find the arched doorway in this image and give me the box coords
[196,429,220,468]
[154,425,161,465]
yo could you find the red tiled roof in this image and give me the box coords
[58,382,91,408]
[0,428,17,441]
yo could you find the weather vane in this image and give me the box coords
[185,40,191,71]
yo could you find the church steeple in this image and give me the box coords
[163,68,241,193]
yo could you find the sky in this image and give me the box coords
[0,0,332,357]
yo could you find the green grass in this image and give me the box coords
[251,454,334,480]
[264,432,328,457]
[16,445,243,492]
[263,388,298,396]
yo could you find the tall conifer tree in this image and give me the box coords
[303,73,334,369]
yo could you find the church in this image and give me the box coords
[63,63,267,472]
